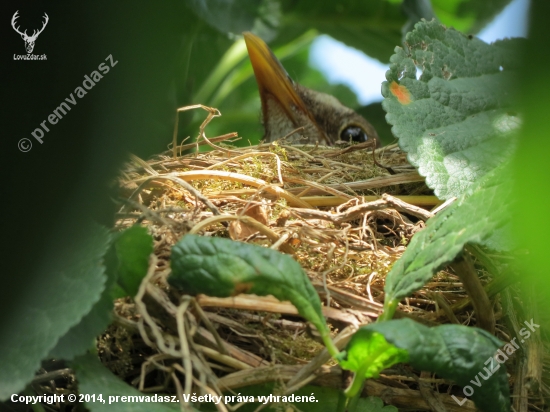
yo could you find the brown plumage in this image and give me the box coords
[244,32,379,146]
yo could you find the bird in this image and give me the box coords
[243,32,380,146]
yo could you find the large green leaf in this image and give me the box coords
[72,353,183,411]
[168,235,338,356]
[340,318,510,412]
[383,162,512,311]
[382,19,522,199]
[48,245,117,360]
[49,226,153,359]
[0,224,111,400]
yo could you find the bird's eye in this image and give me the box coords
[340,126,368,143]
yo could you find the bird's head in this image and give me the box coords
[244,32,379,146]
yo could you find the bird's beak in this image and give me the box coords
[243,32,326,141]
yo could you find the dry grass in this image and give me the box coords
[97,106,548,412]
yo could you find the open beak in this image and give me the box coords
[243,32,326,142]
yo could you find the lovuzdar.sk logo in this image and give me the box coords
[11,10,48,58]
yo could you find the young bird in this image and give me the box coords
[244,32,379,146]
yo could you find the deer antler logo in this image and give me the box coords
[11,11,49,54]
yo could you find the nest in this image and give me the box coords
[102,106,547,411]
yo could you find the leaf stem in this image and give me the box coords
[344,367,367,398]
[378,299,397,322]
[320,330,340,358]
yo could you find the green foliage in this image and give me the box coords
[0,224,111,399]
[341,319,510,412]
[72,352,183,411]
[382,19,522,199]
[169,234,339,356]
[337,332,409,380]
[372,20,520,412]
[50,225,153,361]
[383,162,512,315]
[113,226,154,297]
[0,223,155,399]
[378,21,520,325]
[49,242,118,360]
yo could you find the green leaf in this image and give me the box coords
[382,19,523,199]
[48,225,151,359]
[49,245,117,360]
[72,352,183,412]
[0,224,111,400]
[343,319,510,412]
[338,331,409,380]
[384,162,512,308]
[168,235,338,356]
[114,226,154,297]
